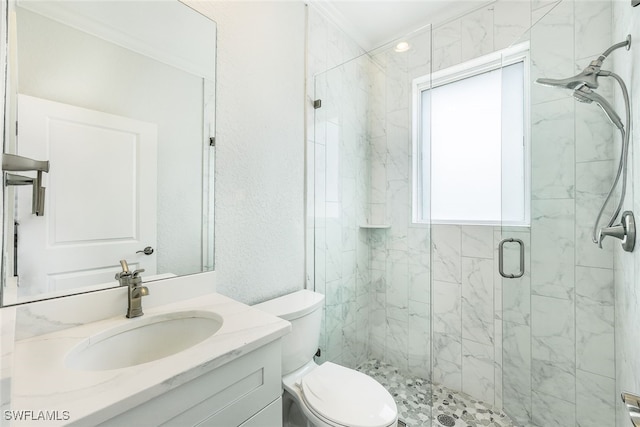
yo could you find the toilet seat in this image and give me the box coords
[298,362,397,427]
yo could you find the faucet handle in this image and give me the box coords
[132,268,145,279]
[598,224,626,248]
[598,211,636,252]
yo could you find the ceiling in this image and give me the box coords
[311,1,484,51]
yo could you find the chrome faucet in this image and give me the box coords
[115,260,149,318]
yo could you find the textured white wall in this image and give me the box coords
[189,1,306,305]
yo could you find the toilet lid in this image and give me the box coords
[300,362,397,427]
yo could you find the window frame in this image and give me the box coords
[411,42,531,227]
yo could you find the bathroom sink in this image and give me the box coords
[65,310,223,371]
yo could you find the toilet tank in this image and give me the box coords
[253,290,324,375]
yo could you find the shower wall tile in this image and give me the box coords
[575,160,615,269]
[433,280,462,336]
[370,136,387,205]
[461,226,494,259]
[408,300,431,379]
[531,391,575,427]
[432,225,462,284]
[408,226,431,304]
[325,278,344,307]
[385,59,408,113]
[386,317,409,372]
[325,303,345,359]
[433,40,462,73]
[370,233,387,273]
[368,64,387,139]
[433,18,461,49]
[531,0,560,12]
[326,22,344,70]
[432,19,462,72]
[531,199,575,299]
[530,0,574,106]
[461,6,494,62]
[462,339,496,406]
[343,316,358,365]
[433,332,462,366]
[493,318,503,410]
[325,219,343,283]
[370,292,386,361]
[576,369,616,427]
[385,250,409,320]
[503,322,531,425]
[575,265,614,305]
[576,159,615,198]
[408,29,431,78]
[433,356,463,392]
[494,0,531,51]
[574,0,611,61]
[408,262,430,305]
[575,294,614,378]
[431,332,462,390]
[385,109,410,181]
[531,295,575,367]
[355,292,370,350]
[356,236,371,295]
[461,257,494,345]
[531,98,575,200]
[615,245,640,427]
[575,101,615,163]
[575,196,615,269]
[531,359,575,403]
[314,228,327,288]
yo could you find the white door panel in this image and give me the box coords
[16,94,157,296]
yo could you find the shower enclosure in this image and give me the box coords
[310,1,617,426]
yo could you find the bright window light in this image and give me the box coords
[413,44,530,226]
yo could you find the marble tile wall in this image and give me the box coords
[611,2,640,427]
[523,2,616,427]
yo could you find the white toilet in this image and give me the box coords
[254,290,398,427]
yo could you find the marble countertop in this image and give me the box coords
[9,292,291,426]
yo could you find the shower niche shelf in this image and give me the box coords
[359,224,391,229]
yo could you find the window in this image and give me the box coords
[412,43,530,226]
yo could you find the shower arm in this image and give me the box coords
[591,71,632,246]
[588,36,632,72]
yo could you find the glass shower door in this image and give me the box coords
[312,23,434,426]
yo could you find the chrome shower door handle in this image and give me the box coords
[498,238,525,279]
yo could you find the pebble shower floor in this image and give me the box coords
[357,360,516,427]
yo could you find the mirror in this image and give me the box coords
[1,0,216,306]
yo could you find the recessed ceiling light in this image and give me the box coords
[394,41,410,52]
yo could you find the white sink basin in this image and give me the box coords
[65,310,223,371]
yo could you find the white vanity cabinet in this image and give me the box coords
[96,340,283,427]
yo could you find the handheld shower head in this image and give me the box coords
[534,35,631,90]
[535,64,600,90]
[573,86,624,130]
